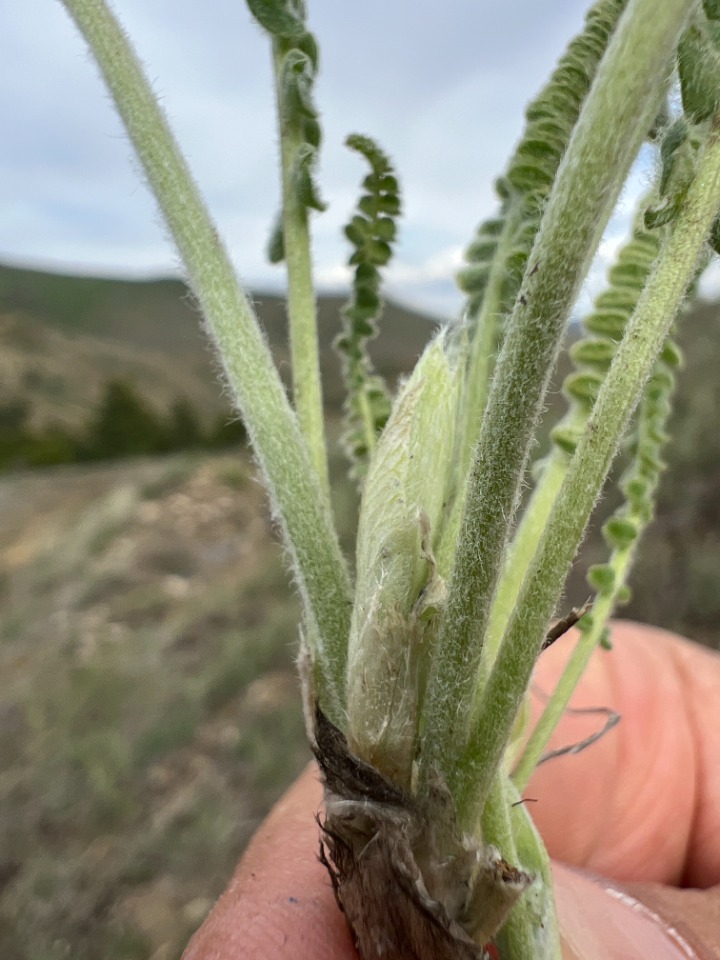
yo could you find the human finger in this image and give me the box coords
[527,620,720,886]
[183,762,718,960]
[182,764,353,960]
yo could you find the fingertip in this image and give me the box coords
[553,863,707,960]
[528,621,711,884]
[182,764,357,960]
[185,621,720,960]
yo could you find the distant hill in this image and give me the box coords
[0,262,437,429]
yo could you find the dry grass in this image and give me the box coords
[0,450,320,959]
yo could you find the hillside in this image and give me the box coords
[0,451,309,958]
[0,262,437,429]
[2,260,720,958]
[3,261,720,643]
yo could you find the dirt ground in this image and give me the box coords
[0,451,313,959]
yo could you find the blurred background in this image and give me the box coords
[3,2,720,958]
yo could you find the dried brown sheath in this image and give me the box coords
[312,703,532,960]
[542,600,592,651]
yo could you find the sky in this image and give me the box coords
[3,1,717,320]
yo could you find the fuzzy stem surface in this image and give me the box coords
[461,206,523,471]
[420,0,694,804]
[510,546,631,792]
[485,451,571,671]
[461,114,720,821]
[272,40,329,492]
[483,776,561,960]
[60,0,351,717]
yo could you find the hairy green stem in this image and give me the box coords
[467,448,573,730]
[59,0,351,717]
[511,543,634,791]
[420,0,693,802]
[484,449,572,671]
[358,389,378,458]
[461,205,523,469]
[512,341,677,787]
[460,114,720,821]
[483,776,561,960]
[435,207,523,577]
[272,40,329,492]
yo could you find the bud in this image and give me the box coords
[346,333,461,787]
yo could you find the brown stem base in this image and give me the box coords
[312,703,531,960]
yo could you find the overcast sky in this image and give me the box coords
[4,1,713,319]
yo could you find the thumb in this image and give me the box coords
[182,763,716,960]
[182,764,354,960]
[554,864,719,960]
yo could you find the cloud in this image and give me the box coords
[2,0,647,317]
[700,259,720,300]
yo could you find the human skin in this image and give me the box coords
[183,621,720,959]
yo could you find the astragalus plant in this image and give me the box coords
[58,0,720,958]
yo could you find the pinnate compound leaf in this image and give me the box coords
[336,135,403,479]
[678,12,720,123]
[266,209,285,263]
[246,0,305,39]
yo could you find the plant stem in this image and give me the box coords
[419,0,693,805]
[358,388,378,458]
[272,40,329,493]
[466,449,572,727]
[460,113,720,822]
[484,449,571,670]
[483,776,561,960]
[461,205,522,469]
[511,544,634,792]
[435,207,523,577]
[512,335,677,788]
[60,0,351,718]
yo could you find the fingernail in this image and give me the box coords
[553,863,706,960]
